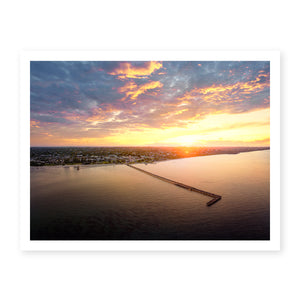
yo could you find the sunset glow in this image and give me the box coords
[30,61,270,147]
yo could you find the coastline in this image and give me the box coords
[30,148,270,168]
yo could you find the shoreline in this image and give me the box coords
[30,148,270,168]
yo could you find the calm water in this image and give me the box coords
[30,150,270,240]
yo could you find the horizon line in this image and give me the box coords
[30,145,271,148]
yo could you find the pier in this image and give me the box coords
[126,164,222,206]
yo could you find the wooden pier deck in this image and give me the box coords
[126,164,222,206]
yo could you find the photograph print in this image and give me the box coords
[26,54,278,248]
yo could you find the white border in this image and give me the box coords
[20,51,280,251]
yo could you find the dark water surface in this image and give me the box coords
[30,150,270,240]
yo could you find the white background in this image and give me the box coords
[0,0,298,299]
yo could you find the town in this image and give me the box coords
[30,146,270,166]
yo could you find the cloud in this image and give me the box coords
[118,80,163,102]
[198,121,270,134]
[30,61,270,146]
[177,72,270,105]
[30,120,40,128]
[107,61,163,79]
[160,108,189,117]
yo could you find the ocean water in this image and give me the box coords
[30,150,270,240]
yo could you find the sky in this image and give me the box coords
[30,60,270,147]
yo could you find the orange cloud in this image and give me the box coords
[30,120,40,128]
[41,132,53,137]
[108,61,162,79]
[118,80,163,102]
[160,108,188,117]
[178,73,269,104]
